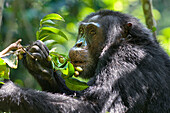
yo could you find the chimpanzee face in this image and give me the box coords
[69,15,105,78]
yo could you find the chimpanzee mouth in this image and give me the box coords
[71,60,87,67]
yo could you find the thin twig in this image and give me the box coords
[0,39,22,57]
[0,39,35,60]
[20,46,35,59]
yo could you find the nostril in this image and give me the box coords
[76,42,83,47]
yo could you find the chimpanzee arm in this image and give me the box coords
[0,81,97,113]
[23,40,76,95]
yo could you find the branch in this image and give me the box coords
[0,39,22,57]
[0,39,35,59]
[141,0,156,38]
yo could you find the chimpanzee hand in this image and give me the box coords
[23,40,76,93]
[23,40,54,87]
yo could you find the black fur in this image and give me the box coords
[0,10,169,113]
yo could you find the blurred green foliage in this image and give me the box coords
[0,0,170,90]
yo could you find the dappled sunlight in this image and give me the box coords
[77,7,95,21]
[113,1,124,11]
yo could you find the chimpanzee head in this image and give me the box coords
[69,10,153,79]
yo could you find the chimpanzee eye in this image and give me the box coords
[89,29,96,35]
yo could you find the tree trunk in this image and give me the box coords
[0,0,4,30]
[141,0,156,38]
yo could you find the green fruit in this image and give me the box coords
[76,66,83,72]
[59,57,65,63]
[47,56,51,61]
[74,71,79,77]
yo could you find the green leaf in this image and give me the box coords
[50,54,58,66]
[54,67,68,75]
[40,13,64,26]
[40,27,60,34]
[39,34,51,42]
[152,26,157,32]
[0,82,5,84]
[44,40,58,48]
[0,58,10,84]
[58,31,67,40]
[0,65,6,79]
[0,57,6,66]
[67,61,75,78]
[3,67,10,79]
[65,77,89,91]
[0,77,4,81]
[38,27,67,41]
[38,30,52,40]
[41,20,56,27]
[50,52,62,67]
[36,31,40,40]
[42,35,67,45]
[1,52,18,69]
[50,52,68,68]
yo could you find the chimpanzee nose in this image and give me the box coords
[76,42,83,47]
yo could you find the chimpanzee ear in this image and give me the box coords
[120,22,133,41]
[127,22,132,28]
[123,22,132,32]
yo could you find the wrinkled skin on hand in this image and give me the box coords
[23,40,55,91]
[24,40,52,76]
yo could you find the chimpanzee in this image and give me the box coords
[0,10,170,113]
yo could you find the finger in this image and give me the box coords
[18,43,23,49]
[32,53,42,60]
[39,40,49,55]
[29,45,46,59]
[15,39,22,45]
[33,40,49,57]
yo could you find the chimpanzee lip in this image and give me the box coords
[71,60,87,66]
